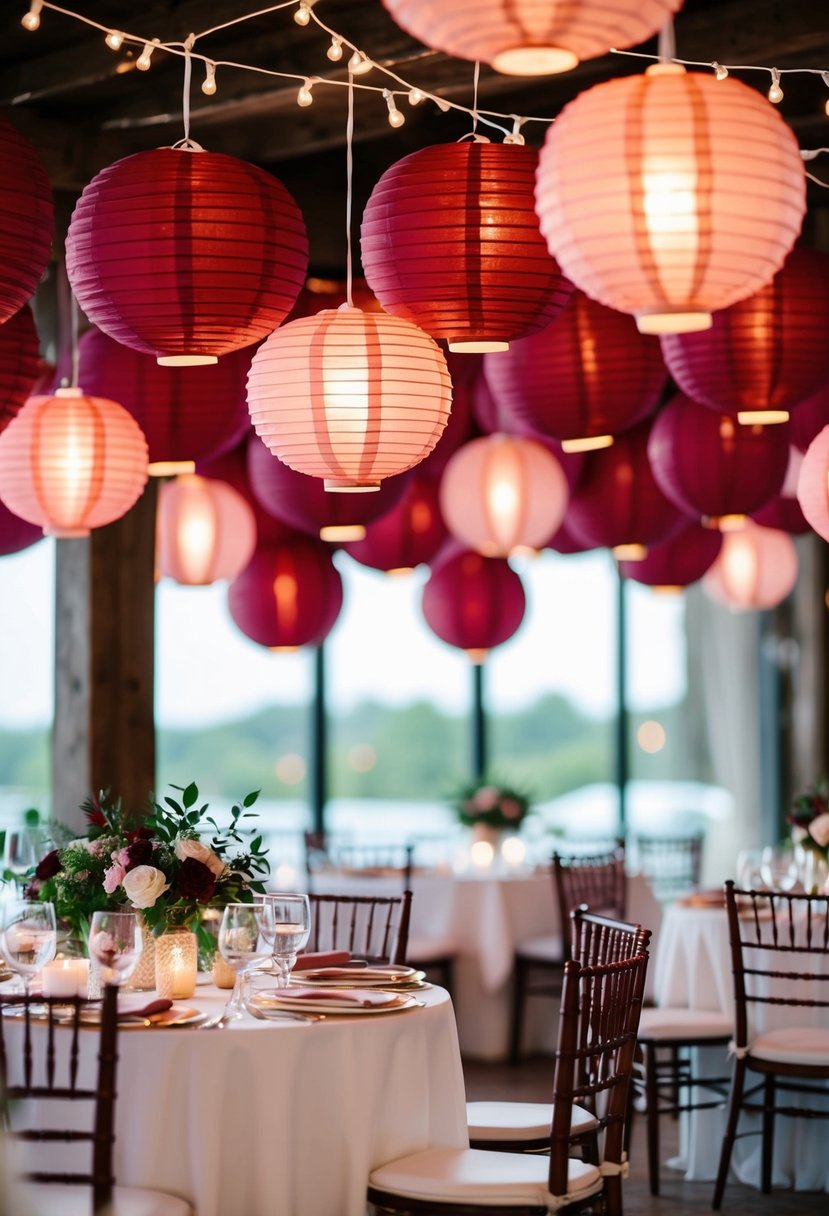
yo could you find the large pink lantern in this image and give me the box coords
[536,67,806,334]
[343,475,447,573]
[0,117,53,324]
[619,524,722,590]
[796,425,829,543]
[422,548,525,660]
[157,474,257,586]
[228,539,343,650]
[0,305,40,434]
[703,522,798,611]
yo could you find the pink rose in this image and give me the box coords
[473,786,499,812]
[501,798,523,820]
[114,847,131,868]
[103,862,126,894]
[174,838,226,877]
[808,812,829,849]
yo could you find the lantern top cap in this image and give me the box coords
[55,387,83,399]
[645,62,686,77]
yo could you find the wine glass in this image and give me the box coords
[217,903,274,1021]
[88,911,142,988]
[264,893,311,989]
[0,900,56,995]
[760,844,799,892]
[735,849,766,890]
[3,828,43,894]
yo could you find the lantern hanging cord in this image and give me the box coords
[471,61,480,137]
[657,19,676,65]
[69,292,80,390]
[345,72,355,308]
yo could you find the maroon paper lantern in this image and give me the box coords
[0,118,53,325]
[751,448,810,535]
[566,420,686,559]
[0,498,43,556]
[66,148,307,365]
[483,290,667,450]
[361,142,573,352]
[474,374,587,491]
[422,548,525,659]
[619,524,722,589]
[790,383,829,453]
[0,304,40,434]
[198,440,299,547]
[228,539,343,649]
[416,354,479,479]
[648,394,790,526]
[545,517,598,555]
[76,327,252,473]
[660,247,829,424]
[343,475,447,573]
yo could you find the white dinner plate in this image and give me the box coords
[249,988,419,1016]
[294,966,426,988]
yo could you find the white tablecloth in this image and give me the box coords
[4,983,467,1216]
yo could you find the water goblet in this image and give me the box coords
[88,911,142,988]
[218,903,273,1021]
[0,900,57,996]
[3,829,43,895]
[735,849,766,890]
[264,893,311,989]
[760,844,799,892]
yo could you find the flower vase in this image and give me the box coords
[154,927,198,1000]
[125,916,156,992]
[470,822,504,854]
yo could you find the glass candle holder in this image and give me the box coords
[154,927,198,1000]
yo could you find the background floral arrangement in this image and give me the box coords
[787,777,829,859]
[454,780,530,830]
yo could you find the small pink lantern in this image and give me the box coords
[228,539,343,650]
[247,307,452,489]
[439,433,569,557]
[198,440,299,547]
[0,304,40,434]
[703,522,798,611]
[619,524,722,590]
[0,388,149,537]
[0,498,43,556]
[157,474,257,585]
[422,547,526,660]
[796,425,829,543]
[343,474,447,573]
[0,117,54,325]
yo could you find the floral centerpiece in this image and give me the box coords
[454,780,530,832]
[787,778,829,859]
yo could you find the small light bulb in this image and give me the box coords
[388,107,405,128]
[348,50,373,75]
[407,87,424,106]
[825,98,829,118]
[297,79,314,107]
[21,0,42,31]
[294,3,311,26]
[327,37,343,62]
[768,68,783,104]
[434,97,451,113]
[136,39,159,71]
[201,62,217,95]
[713,62,728,81]
[105,30,125,51]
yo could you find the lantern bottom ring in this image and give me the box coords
[703,514,746,532]
[561,434,614,454]
[636,309,712,336]
[323,479,381,492]
[491,45,578,76]
[157,354,219,367]
[736,409,789,426]
[613,543,648,562]
[448,339,510,354]
[45,527,89,539]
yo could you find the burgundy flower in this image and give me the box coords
[35,849,61,880]
[175,857,217,904]
[83,797,108,829]
[124,838,154,870]
[127,826,154,844]
[23,879,42,899]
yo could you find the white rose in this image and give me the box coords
[175,838,226,877]
[808,812,829,849]
[123,865,170,909]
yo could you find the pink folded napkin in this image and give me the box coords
[293,950,352,971]
[117,996,173,1018]
[276,987,396,1007]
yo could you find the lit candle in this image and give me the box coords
[154,930,197,1000]
[41,958,90,998]
[501,837,526,869]
[470,840,495,869]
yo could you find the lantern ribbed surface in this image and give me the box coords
[0,498,43,556]
[648,394,790,524]
[157,474,257,586]
[791,384,829,453]
[417,354,478,478]
[343,474,447,572]
[484,289,666,446]
[703,521,798,611]
[0,305,40,434]
[361,143,573,351]
[382,0,683,75]
[66,148,308,364]
[247,306,452,489]
[0,389,149,537]
[536,66,806,334]
[0,118,53,325]
[546,517,598,555]
[796,425,829,543]
[619,524,722,588]
[422,548,525,654]
[228,539,343,649]
[660,248,829,420]
[440,434,569,557]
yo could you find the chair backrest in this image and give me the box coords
[552,842,627,961]
[571,905,651,968]
[723,880,829,1050]
[308,891,412,964]
[0,984,119,1214]
[635,832,703,901]
[328,842,414,887]
[547,950,649,1205]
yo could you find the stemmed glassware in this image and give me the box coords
[760,843,799,892]
[263,893,311,989]
[0,900,57,995]
[217,902,275,1021]
[3,828,43,895]
[88,911,142,988]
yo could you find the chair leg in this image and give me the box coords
[509,958,528,1065]
[712,1057,745,1210]
[761,1075,775,1194]
[644,1044,661,1197]
[624,1044,644,1159]
[603,1172,623,1216]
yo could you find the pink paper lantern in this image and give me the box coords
[703,522,798,611]
[343,475,447,573]
[382,0,683,76]
[751,448,810,535]
[796,425,829,543]
[0,389,149,537]
[790,383,829,453]
[198,440,299,547]
[660,248,829,423]
[0,498,43,556]
[228,539,343,650]
[619,524,722,589]
[484,290,667,450]
[66,148,308,365]
[247,307,452,489]
[536,66,805,334]
[361,142,573,352]
[157,474,257,586]
[0,117,53,324]
[0,304,40,434]
[440,433,569,557]
[648,394,790,526]
[422,548,526,659]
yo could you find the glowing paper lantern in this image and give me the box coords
[484,290,667,450]
[796,425,829,542]
[0,117,53,324]
[228,539,343,650]
[422,548,525,659]
[382,0,683,76]
[703,522,798,611]
[198,440,299,547]
[648,394,789,527]
[619,524,722,590]
[660,248,829,423]
[752,448,810,535]
[343,475,447,573]
[440,433,569,556]
[0,498,43,556]
[157,474,257,585]
[0,388,149,537]
[536,66,806,334]
[0,305,40,434]
[361,142,573,352]
[247,307,452,490]
[66,148,308,365]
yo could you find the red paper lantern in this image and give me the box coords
[157,473,257,585]
[440,433,569,557]
[791,383,829,453]
[247,307,452,489]
[566,420,686,559]
[703,522,798,611]
[0,304,40,434]
[343,475,447,573]
[796,425,829,543]
[361,142,573,352]
[76,327,252,474]
[536,66,805,334]
[752,448,810,535]
[228,539,343,650]
[0,498,43,556]
[546,517,597,555]
[0,388,149,537]
[619,524,722,590]
[484,290,667,450]
[416,353,478,479]
[422,548,525,659]
[660,248,829,424]
[648,394,790,527]
[382,0,683,76]
[0,117,53,325]
[472,377,585,489]
[66,148,308,365]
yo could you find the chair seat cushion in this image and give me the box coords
[515,935,564,964]
[749,1026,829,1066]
[369,1147,601,1208]
[466,1101,599,1141]
[24,1184,193,1216]
[637,1007,732,1042]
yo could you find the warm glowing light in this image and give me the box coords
[320,524,366,542]
[470,840,495,868]
[501,837,526,866]
[149,460,196,478]
[105,30,125,50]
[294,3,311,25]
[21,1,43,31]
[561,434,614,454]
[638,721,666,753]
[736,409,789,426]
[613,543,647,561]
[202,63,217,95]
[276,753,306,784]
